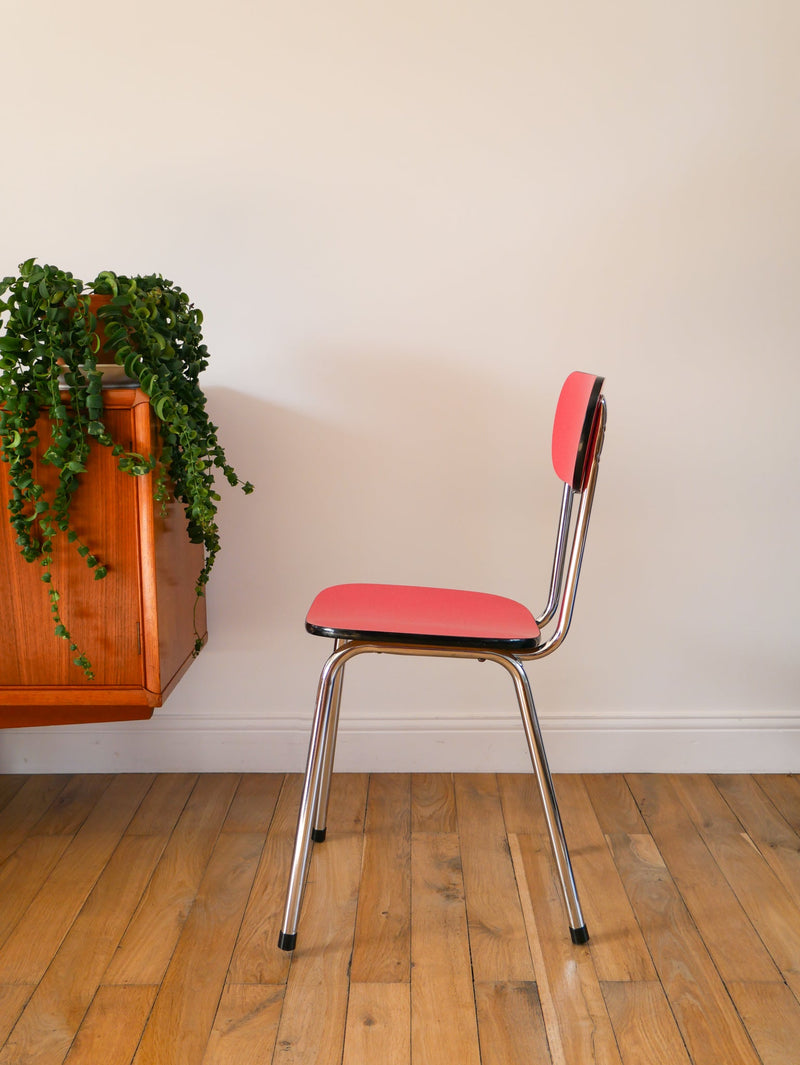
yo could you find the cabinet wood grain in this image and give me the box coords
[0,388,206,726]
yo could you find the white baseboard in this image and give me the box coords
[1,708,798,774]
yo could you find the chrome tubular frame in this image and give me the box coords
[528,396,606,661]
[277,642,351,951]
[311,638,347,841]
[278,640,588,950]
[277,395,607,952]
[535,482,574,629]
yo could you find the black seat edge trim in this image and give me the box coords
[305,621,541,652]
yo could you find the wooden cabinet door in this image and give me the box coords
[0,403,145,688]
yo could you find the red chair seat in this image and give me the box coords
[306,583,541,651]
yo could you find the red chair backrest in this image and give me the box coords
[551,372,605,490]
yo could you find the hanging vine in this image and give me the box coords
[0,259,253,677]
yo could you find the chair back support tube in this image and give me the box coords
[536,482,574,629]
[530,396,606,660]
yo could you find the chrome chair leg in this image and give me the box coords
[311,641,347,843]
[277,650,343,951]
[500,655,589,944]
[279,642,588,951]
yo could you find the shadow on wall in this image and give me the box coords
[203,353,565,611]
[190,355,574,713]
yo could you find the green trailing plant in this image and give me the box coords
[0,258,253,677]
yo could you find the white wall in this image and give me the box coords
[2,1,798,772]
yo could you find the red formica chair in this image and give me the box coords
[278,371,607,951]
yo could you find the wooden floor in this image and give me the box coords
[1,773,799,1064]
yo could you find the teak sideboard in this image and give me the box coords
[0,388,206,728]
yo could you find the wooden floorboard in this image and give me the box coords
[350,773,411,983]
[0,772,798,1064]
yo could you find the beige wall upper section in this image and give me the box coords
[3,1,798,765]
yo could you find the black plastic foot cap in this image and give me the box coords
[570,925,590,945]
[311,827,327,843]
[277,931,297,952]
